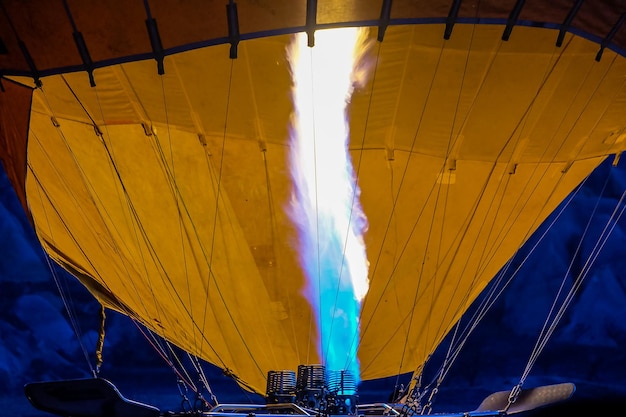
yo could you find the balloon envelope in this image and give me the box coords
[0,1,625,395]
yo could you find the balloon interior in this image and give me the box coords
[1,1,625,416]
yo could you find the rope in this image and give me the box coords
[95,305,105,375]
[513,179,626,399]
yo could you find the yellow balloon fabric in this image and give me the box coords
[2,6,624,395]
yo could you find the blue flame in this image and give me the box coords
[286,28,370,391]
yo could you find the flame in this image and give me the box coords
[287,27,371,389]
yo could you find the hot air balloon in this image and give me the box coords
[1,1,625,416]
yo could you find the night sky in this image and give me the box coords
[1,156,625,416]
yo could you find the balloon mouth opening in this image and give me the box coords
[266,364,358,414]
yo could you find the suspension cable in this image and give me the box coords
[505,174,626,411]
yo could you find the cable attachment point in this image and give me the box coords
[226,1,240,59]
[73,31,96,87]
[504,382,523,412]
[595,12,626,62]
[377,0,392,42]
[306,0,317,47]
[145,17,165,74]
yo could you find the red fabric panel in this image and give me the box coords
[0,79,32,222]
